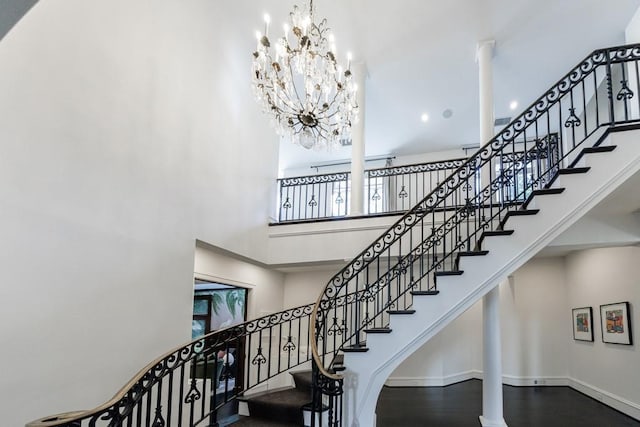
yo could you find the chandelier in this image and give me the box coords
[251,0,358,150]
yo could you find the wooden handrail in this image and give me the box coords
[27,302,316,427]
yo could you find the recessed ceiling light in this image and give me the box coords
[509,100,518,110]
[442,108,453,119]
[421,113,429,122]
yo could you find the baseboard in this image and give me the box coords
[385,372,639,421]
[567,377,640,421]
[501,374,568,387]
[387,372,569,388]
[479,415,508,427]
[385,370,480,387]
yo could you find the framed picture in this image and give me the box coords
[572,307,594,342]
[599,302,633,345]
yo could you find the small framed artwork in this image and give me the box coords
[600,302,633,345]
[572,307,594,342]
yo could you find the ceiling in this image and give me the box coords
[245,0,640,171]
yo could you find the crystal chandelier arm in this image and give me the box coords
[271,77,301,115]
[262,55,301,117]
[286,59,306,112]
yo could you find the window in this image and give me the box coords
[192,280,247,338]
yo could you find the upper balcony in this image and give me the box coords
[268,135,560,265]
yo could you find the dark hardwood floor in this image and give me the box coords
[376,379,640,427]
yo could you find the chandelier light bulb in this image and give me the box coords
[264,13,271,36]
[251,1,358,151]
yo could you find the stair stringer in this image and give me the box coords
[338,128,640,427]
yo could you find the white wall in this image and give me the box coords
[566,247,640,417]
[387,303,482,386]
[500,257,568,383]
[626,6,640,43]
[194,243,285,321]
[0,1,279,425]
[385,248,639,418]
[282,267,340,308]
[387,257,567,386]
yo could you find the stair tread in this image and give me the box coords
[568,145,616,168]
[240,386,310,424]
[506,209,539,216]
[388,309,416,314]
[290,370,312,393]
[498,209,540,230]
[343,344,369,352]
[523,187,565,209]
[434,270,464,276]
[483,229,515,236]
[411,290,440,296]
[458,250,489,256]
[237,386,295,402]
[476,230,514,250]
[558,166,590,174]
[532,187,565,196]
[584,145,616,153]
[364,327,393,333]
[240,387,309,406]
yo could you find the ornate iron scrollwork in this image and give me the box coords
[184,379,202,403]
[327,317,347,336]
[280,172,349,187]
[617,79,634,100]
[283,336,297,352]
[252,348,267,365]
[564,107,581,128]
[368,158,466,178]
[152,407,166,427]
[315,373,344,397]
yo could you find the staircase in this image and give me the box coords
[309,44,640,427]
[332,128,640,426]
[27,44,640,427]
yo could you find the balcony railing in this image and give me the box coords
[274,140,558,224]
[277,172,351,222]
[364,158,468,215]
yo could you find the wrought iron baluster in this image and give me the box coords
[635,60,640,121]
[606,49,615,124]
[581,79,588,139]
